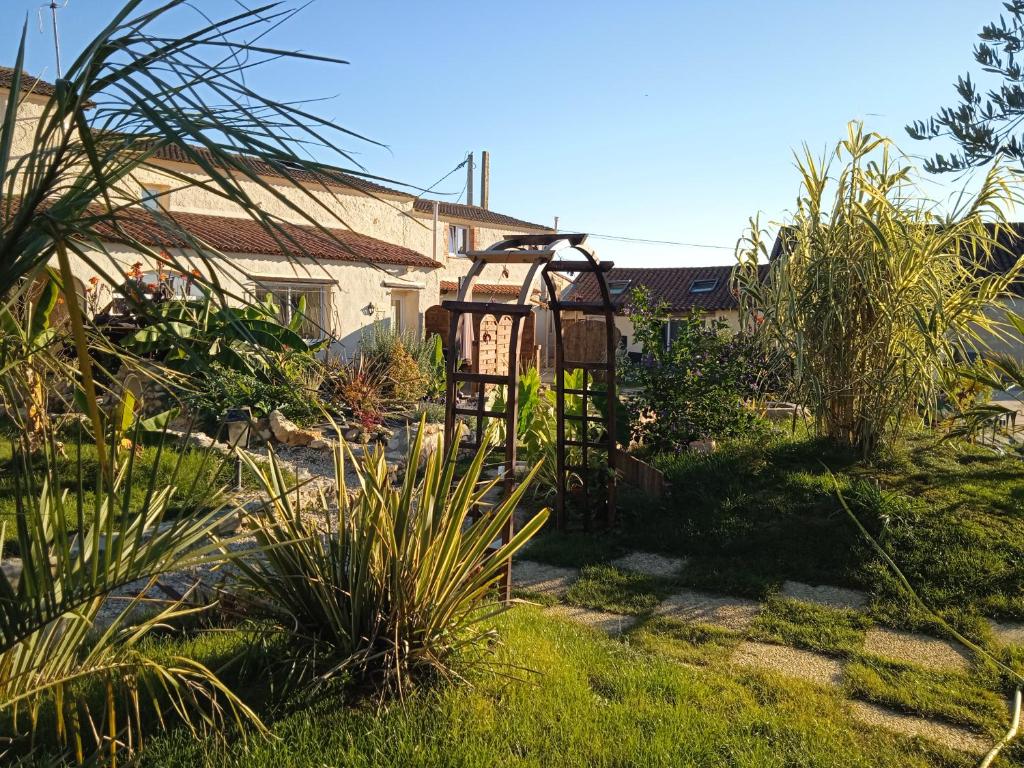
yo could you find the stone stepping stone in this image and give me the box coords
[863,628,970,673]
[732,640,844,687]
[849,701,990,755]
[546,604,637,636]
[988,619,1024,647]
[610,552,686,579]
[512,560,579,597]
[655,589,762,632]
[781,580,868,612]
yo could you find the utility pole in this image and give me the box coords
[466,152,474,206]
[48,2,64,77]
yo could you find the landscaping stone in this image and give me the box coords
[655,589,762,631]
[781,580,868,611]
[2,558,22,590]
[988,620,1024,647]
[512,560,579,597]
[610,551,686,578]
[732,640,844,687]
[268,410,321,447]
[546,604,637,636]
[863,627,971,673]
[687,439,716,454]
[848,701,990,755]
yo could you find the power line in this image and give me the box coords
[560,228,734,250]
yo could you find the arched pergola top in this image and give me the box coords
[442,233,618,571]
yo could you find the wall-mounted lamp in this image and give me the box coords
[363,302,376,316]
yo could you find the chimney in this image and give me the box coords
[480,150,490,209]
[466,152,474,206]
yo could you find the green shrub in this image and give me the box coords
[626,287,759,450]
[232,419,549,693]
[184,362,323,429]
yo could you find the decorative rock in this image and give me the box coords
[610,551,686,578]
[512,560,579,597]
[656,589,762,631]
[268,410,320,447]
[732,641,844,687]
[781,581,868,612]
[687,439,717,454]
[2,558,22,590]
[849,701,990,755]
[863,628,971,673]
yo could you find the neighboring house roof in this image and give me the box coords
[95,207,439,268]
[769,223,1024,296]
[566,265,767,314]
[0,66,57,98]
[439,280,537,296]
[412,199,550,232]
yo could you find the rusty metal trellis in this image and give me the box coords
[442,233,617,600]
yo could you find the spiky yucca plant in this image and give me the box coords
[232,418,548,695]
[0,418,262,764]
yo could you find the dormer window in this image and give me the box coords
[448,225,468,256]
[140,184,170,211]
[608,280,631,296]
[689,278,718,293]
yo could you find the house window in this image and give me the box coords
[258,280,329,340]
[391,297,404,333]
[689,279,718,293]
[140,184,170,211]
[608,280,631,296]
[448,225,469,256]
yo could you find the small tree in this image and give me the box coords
[736,122,1022,457]
[626,286,756,450]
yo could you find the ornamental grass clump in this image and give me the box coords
[232,416,548,695]
[736,122,1024,457]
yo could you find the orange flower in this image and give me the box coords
[88,276,99,286]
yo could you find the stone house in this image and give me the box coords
[0,67,565,361]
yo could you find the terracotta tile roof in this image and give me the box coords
[412,199,551,231]
[147,142,409,197]
[439,280,536,296]
[94,207,439,268]
[566,265,767,313]
[0,66,57,97]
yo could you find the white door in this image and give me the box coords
[391,297,403,333]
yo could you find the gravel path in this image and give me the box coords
[863,627,971,673]
[781,580,868,611]
[732,640,844,687]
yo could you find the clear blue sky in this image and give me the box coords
[1,0,1001,267]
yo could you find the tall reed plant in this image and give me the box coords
[736,122,1024,456]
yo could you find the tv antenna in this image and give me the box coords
[39,1,69,77]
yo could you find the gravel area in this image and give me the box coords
[732,640,844,687]
[863,628,971,673]
[512,560,579,597]
[655,589,762,631]
[780,580,868,611]
[546,604,638,636]
[989,620,1024,647]
[849,701,991,755]
[610,551,687,578]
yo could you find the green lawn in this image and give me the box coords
[525,428,1024,633]
[133,607,978,768]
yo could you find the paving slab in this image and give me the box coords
[610,552,687,579]
[732,640,844,687]
[512,560,579,598]
[863,628,970,673]
[849,701,990,755]
[988,619,1024,647]
[781,580,868,612]
[655,589,762,632]
[546,605,637,636]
